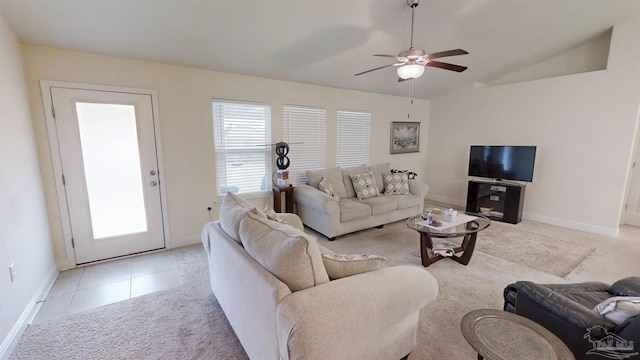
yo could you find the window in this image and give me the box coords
[336,110,371,167]
[213,100,271,195]
[283,105,326,185]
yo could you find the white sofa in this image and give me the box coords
[202,192,438,360]
[295,163,429,239]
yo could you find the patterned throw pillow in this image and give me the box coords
[383,172,410,195]
[318,177,341,201]
[349,171,381,200]
[321,253,387,280]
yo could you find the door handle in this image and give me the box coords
[150,170,157,175]
[150,181,158,187]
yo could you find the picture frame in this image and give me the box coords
[390,121,420,154]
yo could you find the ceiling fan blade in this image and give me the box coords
[354,63,396,76]
[427,49,469,60]
[374,54,399,59]
[427,61,468,72]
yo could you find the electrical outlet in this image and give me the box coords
[9,263,16,282]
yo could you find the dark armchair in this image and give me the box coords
[503,277,640,360]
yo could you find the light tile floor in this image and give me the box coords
[33,250,182,323]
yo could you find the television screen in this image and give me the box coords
[468,145,537,182]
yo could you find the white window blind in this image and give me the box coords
[212,100,271,195]
[283,106,326,185]
[337,110,371,167]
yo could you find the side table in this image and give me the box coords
[461,309,574,360]
[272,185,294,213]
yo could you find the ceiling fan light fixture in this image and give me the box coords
[397,63,425,79]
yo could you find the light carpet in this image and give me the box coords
[312,219,595,277]
[10,220,594,360]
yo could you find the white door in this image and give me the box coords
[50,87,165,264]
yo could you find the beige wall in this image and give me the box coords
[21,45,431,269]
[426,16,640,236]
[0,13,56,354]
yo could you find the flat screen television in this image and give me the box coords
[468,145,537,182]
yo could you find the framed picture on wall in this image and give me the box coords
[390,121,420,154]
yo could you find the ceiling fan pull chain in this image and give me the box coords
[408,79,414,119]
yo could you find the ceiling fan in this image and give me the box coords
[355,0,468,82]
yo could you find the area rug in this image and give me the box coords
[313,219,595,277]
[9,246,249,360]
[477,221,595,277]
[9,220,596,360]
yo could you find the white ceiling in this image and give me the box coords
[2,0,640,100]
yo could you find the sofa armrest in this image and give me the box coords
[277,213,304,232]
[277,266,438,360]
[409,179,429,199]
[510,281,617,332]
[294,184,339,216]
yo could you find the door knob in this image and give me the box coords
[150,181,158,186]
[150,170,157,175]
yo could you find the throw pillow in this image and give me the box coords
[383,172,410,195]
[321,253,387,280]
[306,167,348,199]
[341,165,370,198]
[318,177,341,201]
[594,296,640,325]
[239,211,329,292]
[368,163,391,194]
[349,171,381,200]
[219,192,266,244]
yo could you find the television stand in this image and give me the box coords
[465,180,525,224]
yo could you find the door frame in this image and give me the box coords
[40,80,170,269]
[622,106,640,226]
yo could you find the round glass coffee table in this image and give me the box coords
[406,212,490,267]
[461,309,575,360]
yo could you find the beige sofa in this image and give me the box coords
[202,192,438,360]
[295,163,429,239]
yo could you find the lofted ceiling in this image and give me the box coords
[2,0,640,100]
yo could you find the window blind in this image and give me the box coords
[212,100,271,195]
[283,105,326,185]
[337,110,371,167]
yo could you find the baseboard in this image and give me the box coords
[169,234,201,248]
[524,212,619,237]
[424,195,620,236]
[424,195,465,209]
[0,264,59,360]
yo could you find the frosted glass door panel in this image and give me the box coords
[75,102,148,238]
[50,86,164,264]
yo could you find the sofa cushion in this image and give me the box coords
[383,172,410,195]
[368,162,390,194]
[306,167,347,199]
[341,165,369,198]
[321,253,387,280]
[390,194,421,210]
[240,212,330,292]
[349,171,381,200]
[318,177,341,201]
[339,199,371,222]
[356,196,398,216]
[594,296,640,325]
[220,192,266,244]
